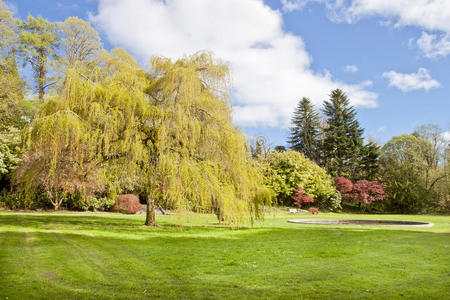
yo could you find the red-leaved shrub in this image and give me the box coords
[335,177,387,205]
[335,177,353,197]
[291,187,314,208]
[351,180,387,204]
[114,194,142,214]
[308,207,319,215]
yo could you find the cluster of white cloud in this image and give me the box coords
[417,32,450,58]
[344,65,358,73]
[280,0,313,12]
[92,0,377,128]
[382,68,440,92]
[282,0,450,58]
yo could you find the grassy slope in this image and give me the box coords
[0,211,449,299]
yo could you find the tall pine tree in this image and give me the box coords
[288,97,320,163]
[321,89,365,179]
[18,16,58,102]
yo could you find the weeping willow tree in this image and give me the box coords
[144,52,272,226]
[15,47,270,224]
[15,48,152,209]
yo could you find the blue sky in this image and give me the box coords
[6,0,450,147]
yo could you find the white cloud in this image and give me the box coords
[417,32,450,58]
[324,0,450,32]
[282,0,450,58]
[92,0,377,128]
[281,0,319,12]
[344,64,358,73]
[382,68,440,92]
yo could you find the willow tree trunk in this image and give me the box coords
[145,197,157,226]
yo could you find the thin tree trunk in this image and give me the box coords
[145,197,157,226]
[46,190,59,210]
[38,48,46,103]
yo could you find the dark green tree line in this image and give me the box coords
[289,89,379,181]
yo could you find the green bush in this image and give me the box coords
[0,189,50,209]
[64,193,115,211]
[87,196,115,211]
[260,151,336,207]
[327,190,342,211]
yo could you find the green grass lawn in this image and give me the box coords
[0,211,449,299]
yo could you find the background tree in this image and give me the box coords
[57,16,102,70]
[380,133,448,213]
[289,97,320,163]
[274,145,286,152]
[0,0,24,129]
[0,1,33,190]
[412,124,447,187]
[357,142,380,180]
[0,0,18,60]
[249,135,270,159]
[321,89,378,180]
[19,15,58,102]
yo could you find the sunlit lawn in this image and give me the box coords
[0,211,449,299]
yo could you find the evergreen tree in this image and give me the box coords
[358,142,380,180]
[19,15,58,102]
[288,97,320,162]
[321,89,365,179]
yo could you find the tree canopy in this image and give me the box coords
[380,133,448,213]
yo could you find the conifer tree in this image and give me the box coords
[19,15,58,102]
[288,97,320,162]
[321,89,365,179]
[358,141,380,180]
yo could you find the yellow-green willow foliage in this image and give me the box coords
[145,52,272,226]
[15,48,271,224]
[15,48,153,209]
